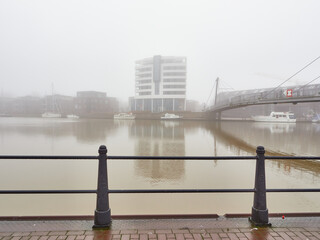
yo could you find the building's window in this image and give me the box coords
[136,99,143,111]
[144,99,152,111]
[136,73,152,78]
[153,99,162,112]
[163,72,186,77]
[163,85,186,89]
[161,58,186,64]
[163,78,186,83]
[153,55,161,84]
[155,83,160,95]
[137,86,151,90]
[137,80,152,84]
[139,92,151,95]
[163,66,186,70]
[163,99,174,111]
[163,91,186,95]
[136,67,152,72]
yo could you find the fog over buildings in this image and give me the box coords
[1,0,320,105]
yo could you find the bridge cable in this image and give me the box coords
[220,80,235,91]
[205,80,216,108]
[296,75,320,92]
[263,55,320,98]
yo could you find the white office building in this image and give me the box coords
[130,55,187,112]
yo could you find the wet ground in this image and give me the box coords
[1,216,320,239]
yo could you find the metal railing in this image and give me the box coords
[210,84,320,113]
[1,145,320,228]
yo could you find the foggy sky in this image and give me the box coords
[1,0,320,103]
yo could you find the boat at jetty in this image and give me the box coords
[42,112,61,118]
[251,112,296,123]
[113,113,136,120]
[66,114,79,119]
[312,113,320,123]
[42,85,61,118]
[161,113,182,120]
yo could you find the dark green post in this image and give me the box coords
[250,146,270,226]
[93,145,111,228]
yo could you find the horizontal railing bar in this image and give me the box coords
[266,156,320,160]
[1,188,319,195]
[108,189,255,193]
[109,189,320,193]
[0,189,256,194]
[0,156,97,160]
[267,189,320,192]
[0,190,96,194]
[1,155,320,161]
[108,156,257,160]
[0,156,256,160]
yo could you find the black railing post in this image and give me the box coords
[250,146,270,226]
[93,145,111,229]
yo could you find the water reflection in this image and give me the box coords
[204,121,320,156]
[252,122,296,134]
[0,117,320,215]
[128,120,185,182]
[202,121,320,180]
[203,121,255,155]
[0,118,118,143]
[311,123,320,133]
[75,119,116,143]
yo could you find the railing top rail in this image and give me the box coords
[108,156,257,160]
[1,155,320,160]
[265,156,320,160]
[0,155,256,160]
[0,156,98,160]
[2,188,320,195]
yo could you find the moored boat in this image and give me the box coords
[42,112,61,118]
[66,114,79,119]
[161,113,182,120]
[42,84,61,118]
[251,112,296,123]
[113,113,136,120]
[312,113,320,123]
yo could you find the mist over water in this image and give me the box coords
[0,117,319,216]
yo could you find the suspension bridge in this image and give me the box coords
[205,56,320,120]
[206,79,320,119]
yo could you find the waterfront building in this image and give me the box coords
[130,55,187,113]
[75,91,119,116]
[76,91,107,114]
[14,96,43,115]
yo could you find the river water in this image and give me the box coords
[0,117,320,216]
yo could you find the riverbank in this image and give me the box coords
[2,112,206,120]
[4,112,315,122]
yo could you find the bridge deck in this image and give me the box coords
[208,84,320,114]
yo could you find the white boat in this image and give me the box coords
[251,112,296,123]
[113,113,136,120]
[312,113,320,123]
[161,113,182,120]
[66,114,79,119]
[42,84,61,118]
[41,112,61,118]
